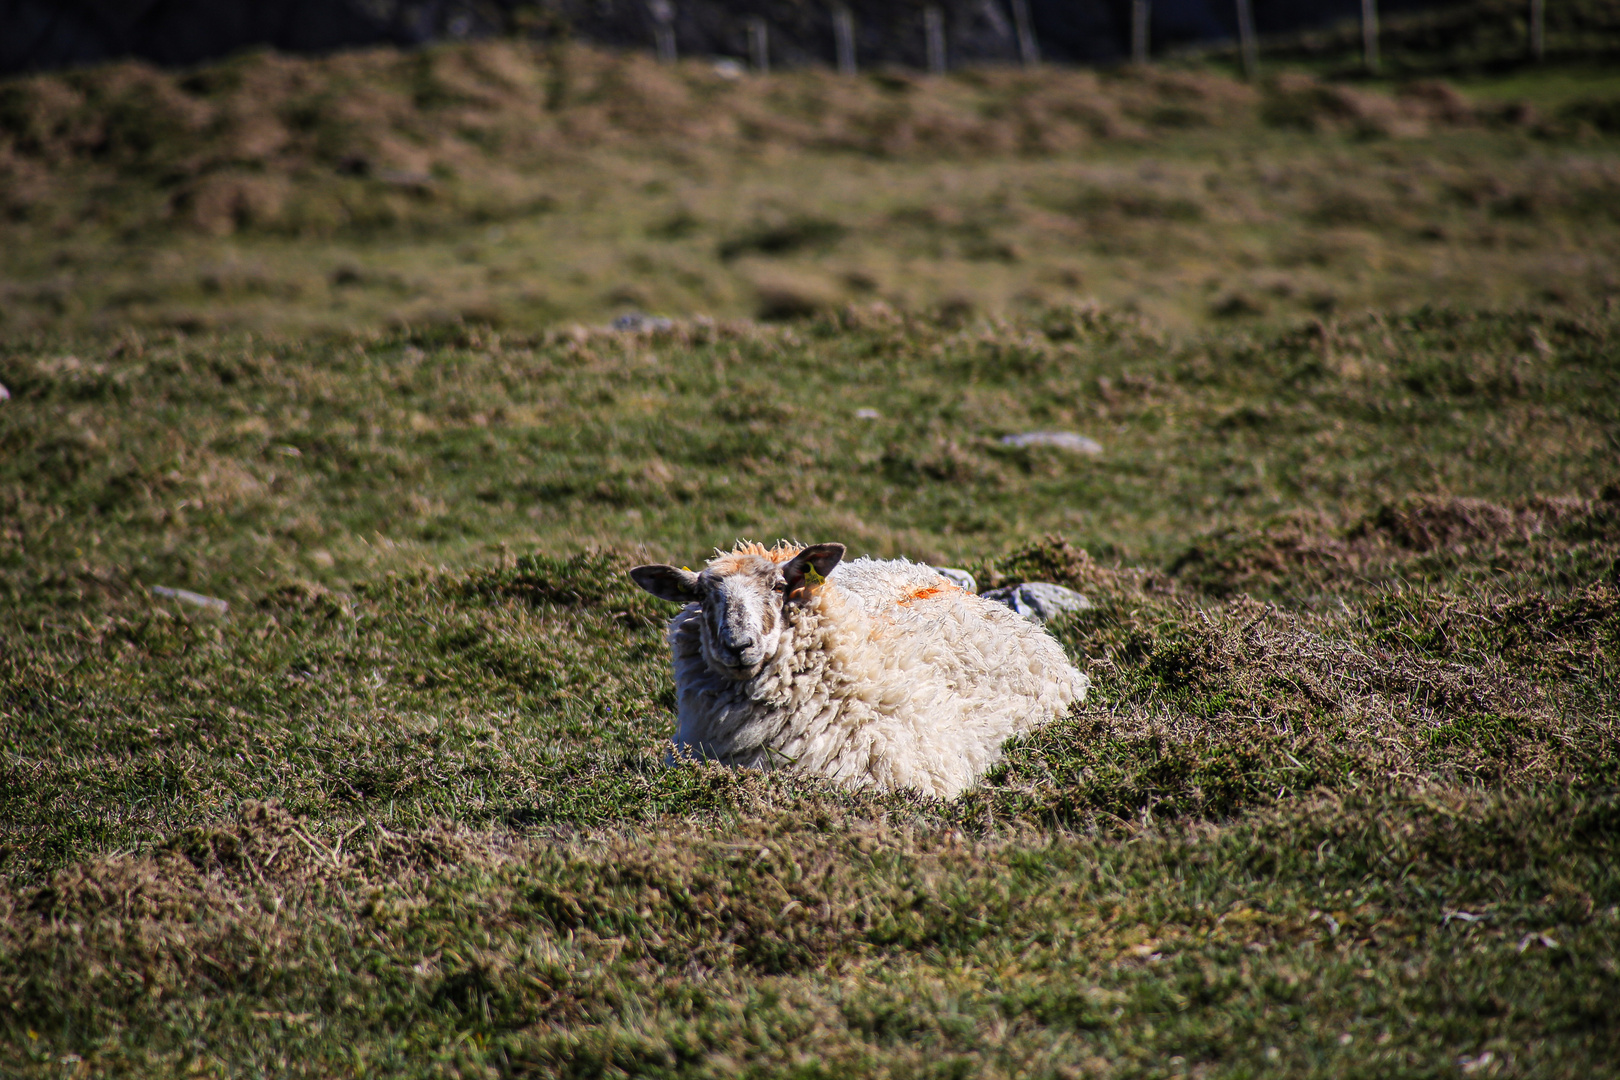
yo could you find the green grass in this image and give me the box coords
[1454,64,1620,106]
[2,39,1620,1080]
[4,304,1618,1077]
[3,306,1618,593]
[8,790,1620,1077]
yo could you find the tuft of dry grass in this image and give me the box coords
[1170,491,1620,601]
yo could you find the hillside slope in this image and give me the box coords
[2,41,1617,336]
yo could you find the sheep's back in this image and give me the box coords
[876,585,1085,722]
[817,556,1089,794]
[831,556,1085,705]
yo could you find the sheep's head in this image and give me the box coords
[630,543,846,679]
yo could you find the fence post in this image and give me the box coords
[1234,0,1258,79]
[1530,0,1545,61]
[833,5,856,74]
[1010,0,1040,65]
[649,0,676,62]
[1361,0,1379,73]
[748,16,769,72]
[924,6,947,74]
[1131,0,1150,64]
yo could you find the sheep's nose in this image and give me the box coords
[726,635,757,655]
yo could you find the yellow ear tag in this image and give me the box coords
[803,566,825,587]
[681,566,692,572]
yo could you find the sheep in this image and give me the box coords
[629,541,1089,798]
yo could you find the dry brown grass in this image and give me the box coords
[2,44,1616,338]
[1169,491,1620,600]
[0,42,1540,239]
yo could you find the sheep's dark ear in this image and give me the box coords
[782,543,845,598]
[630,564,701,603]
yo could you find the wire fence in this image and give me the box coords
[613,0,1559,80]
[1,0,1588,81]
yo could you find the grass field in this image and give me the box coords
[2,33,1620,1080]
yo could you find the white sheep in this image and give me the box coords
[630,541,1090,798]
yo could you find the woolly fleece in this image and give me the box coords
[664,546,1090,798]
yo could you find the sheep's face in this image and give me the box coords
[631,544,846,680]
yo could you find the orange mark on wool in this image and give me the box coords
[896,584,959,606]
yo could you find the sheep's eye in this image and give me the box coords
[772,581,786,593]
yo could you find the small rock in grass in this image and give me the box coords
[1000,431,1102,454]
[980,581,1091,622]
[611,312,675,332]
[0,382,9,401]
[150,585,229,614]
[377,169,436,193]
[931,566,977,592]
[855,408,881,420]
